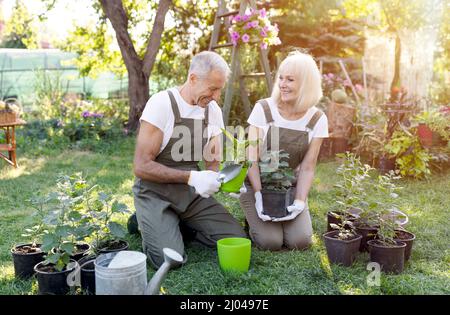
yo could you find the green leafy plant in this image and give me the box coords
[19,195,52,249]
[259,150,295,191]
[385,130,431,179]
[221,127,256,168]
[40,173,92,271]
[84,188,130,254]
[331,152,372,239]
[370,171,404,246]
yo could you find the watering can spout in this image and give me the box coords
[144,248,184,295]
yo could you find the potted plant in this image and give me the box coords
[10,195,49,279]
[413,109,450,148]
[259,150,296,218]
[323,216,362,267]
[80,189,130,294]
[393,227,416,261]
[220,127,253,193]
[367,172,408,274]
[327,152,371,232]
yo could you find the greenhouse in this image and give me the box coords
[0,48,128,108]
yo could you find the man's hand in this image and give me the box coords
[272,199,305,222]
[188,170,221,198]
[228,183,247,199]
[254,191,272,221]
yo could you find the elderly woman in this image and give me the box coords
[239,51,328,250]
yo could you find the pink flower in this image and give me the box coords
[259,8,267,18]
[260,42,268,50]
[231,31,240,41]
[234,15,242,22]
[242,33,250,43]
[343,79,351,87]
[260,29,268,37]
[242,14,250,21]
[355,84,364,93]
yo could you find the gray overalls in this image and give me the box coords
[133,90,246,269]
[240,99,323,250]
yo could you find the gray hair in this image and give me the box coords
[188,51,231,79]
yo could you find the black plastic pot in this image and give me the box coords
[98,240,129,254]
[127,212,140,235]
[394,229,415,261]
[323,230,362,267]
[34,260,77,295]
[78,255,96,295]
[261,188,295,218]
[326,211,357,232]
[368,240,406,274]
[355,225,378,252]
[11,243,45,279]
[51,242,92,262]
[71,242,91,261]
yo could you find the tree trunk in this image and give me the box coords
[390,32,401,102]
[99,0,171,131]
[127,69,150,131]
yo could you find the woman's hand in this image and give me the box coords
[254,191,272,221]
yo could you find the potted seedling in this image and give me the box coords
[259,150,296,218]
[327,153,371,232]
[367,172,409,274]
[323,215,362,267]
[220,127,253,193]
[80,189,130,294]
[323,152,366,266]
[10,195,49,279]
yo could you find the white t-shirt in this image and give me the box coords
[247,98,329,143]
[140,87,224,153]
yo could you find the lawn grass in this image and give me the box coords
[0,136,449,295]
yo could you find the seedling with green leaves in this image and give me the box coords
[259,150,295,191]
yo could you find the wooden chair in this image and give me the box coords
[0,119,26,168]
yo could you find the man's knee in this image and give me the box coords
[142,241,185,270]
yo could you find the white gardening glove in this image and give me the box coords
[254,191,272,222]
[228,183,247,199]
[272,199,305,222]
[188,170,221,198]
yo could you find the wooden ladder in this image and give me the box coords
[209,0,273,125]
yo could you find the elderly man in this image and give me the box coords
[132,51,246,268]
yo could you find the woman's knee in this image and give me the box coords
[252,234,283,251]
[285,234,313,250]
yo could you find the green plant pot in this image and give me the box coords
[217,237,251,273]
[219,166,248,193]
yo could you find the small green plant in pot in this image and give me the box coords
[220,127,254,193]
[327,152,371,232]
[10,195,49,279]
[367,171,410,274]
[323,152,366,266]
[259,150,296,218]
[84,190,130,255]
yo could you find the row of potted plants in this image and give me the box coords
[10,173,130,295]
[323,152,415,274]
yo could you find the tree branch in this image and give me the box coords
[99,0,140,71]
[142,0,172,76]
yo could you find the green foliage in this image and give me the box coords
[332,152,372,238]
[83,187,131,254]
[0,0,38,49]
[259,151,295,191]
[20,195,53,247]
[385,130,431,179]
[221,127,256,168]
[40,173,94,271]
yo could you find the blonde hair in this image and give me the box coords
[271,51,323,112]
